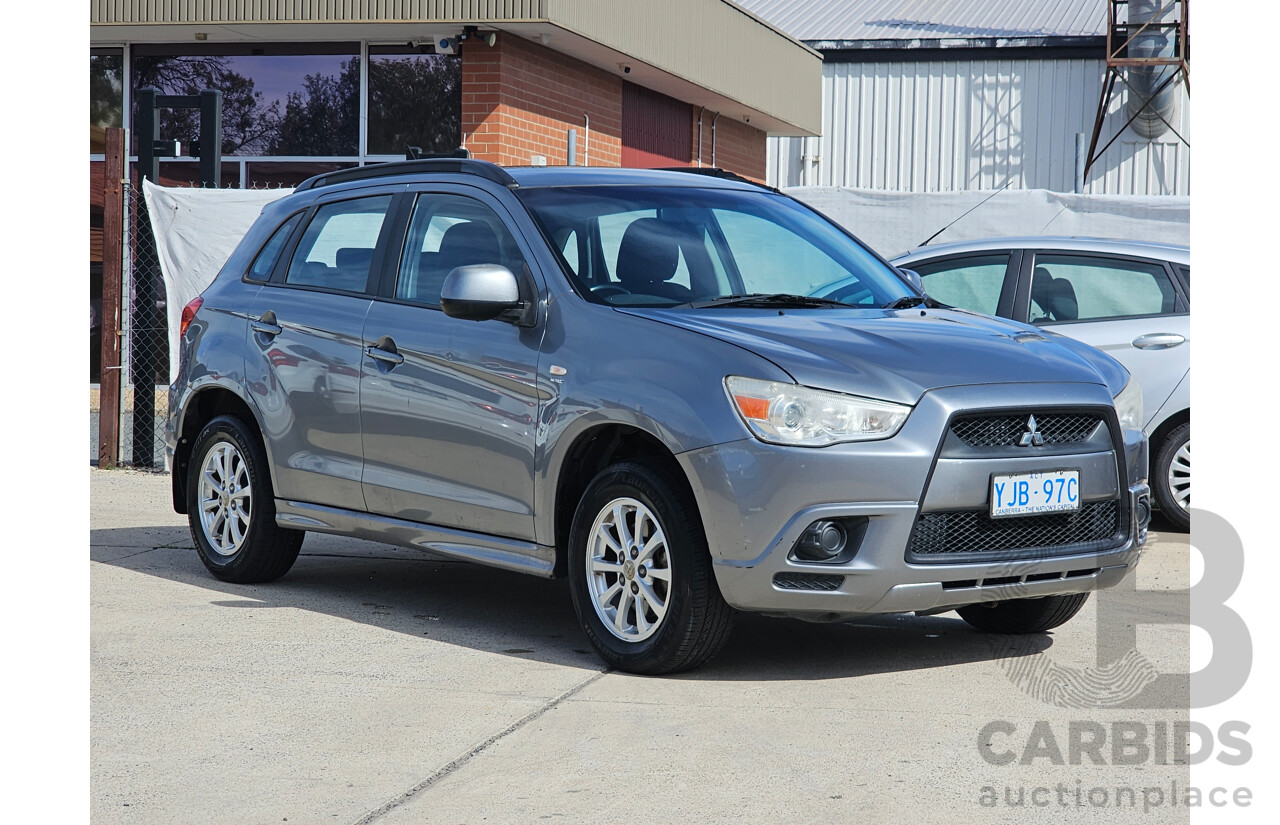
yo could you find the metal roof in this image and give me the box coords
[732,0,1106,44]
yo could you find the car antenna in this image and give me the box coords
[917,180,1013,247]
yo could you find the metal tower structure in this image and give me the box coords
[1083,0,1190,183]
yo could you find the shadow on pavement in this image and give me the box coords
[92,524,1054,681]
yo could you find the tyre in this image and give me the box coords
[187,414,303,583]
[956,593,1090,634]
[1152,423,1190,532]
[567,460,735,674]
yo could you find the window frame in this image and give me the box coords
[263,187,404,298]
[903,250,1021,318]
[242,210,307,284]
[373,183,542,311]
[1014,249,1189,326]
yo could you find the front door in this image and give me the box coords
[359,187,545,540]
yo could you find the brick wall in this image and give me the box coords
[691,113,767,183]
[462,35,621,168]
[461,33,767,182]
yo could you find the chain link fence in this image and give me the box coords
[115,179,171,470]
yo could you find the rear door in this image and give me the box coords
[358,184,545,540]
[245,188,401,509]
[1015,250,1190,432]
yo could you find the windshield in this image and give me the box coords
[516,186,914,308]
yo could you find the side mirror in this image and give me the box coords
[440,264,529,323]
[898,267,924,292]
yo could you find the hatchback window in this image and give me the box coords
[395,193,527,306]
[246,213,302,282]
[907,253,1009,316]
[284,195,392,293]
[1029,254,1177,323]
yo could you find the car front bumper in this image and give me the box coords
[677,382,1150,620]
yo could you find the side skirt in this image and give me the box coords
[275,499,557,578]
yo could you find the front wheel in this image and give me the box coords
[187,414,303,583]
[1152,423,1190,532]
[568,460,735,674]
[956,593,1090,634]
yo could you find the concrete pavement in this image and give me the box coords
[91,468,1192,824]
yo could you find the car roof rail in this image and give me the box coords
[296,156,519,192]
[656,167,781,193]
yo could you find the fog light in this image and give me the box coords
[795,520,847,561]
[1136,495,1152,530]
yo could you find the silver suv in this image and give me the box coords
[167,160,1150,674]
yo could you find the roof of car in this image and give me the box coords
[296,158,770,194]
[505,166,767,190]
[892,236,1189,265]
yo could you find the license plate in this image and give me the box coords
[990,470,1080,518]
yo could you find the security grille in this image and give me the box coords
[906,500,1122,562]
[949,412,1103,448]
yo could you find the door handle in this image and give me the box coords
[366,336,404,366]
[251,312,282,337]
[1132,333,1186,350]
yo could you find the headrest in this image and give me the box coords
[615,218,681,289]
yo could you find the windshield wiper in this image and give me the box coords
[882,295,946,309]
[690,293,849,309]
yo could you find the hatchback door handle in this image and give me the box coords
[251,312,282,337]
[366,337,404,366]
[1132,333,1186,350]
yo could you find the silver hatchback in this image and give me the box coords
[892,238,1189,531]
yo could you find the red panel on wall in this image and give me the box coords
[621,82,692,168]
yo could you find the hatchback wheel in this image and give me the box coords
[188,414,303,583]
[1152,423,1190,532]
[568,460,735,674]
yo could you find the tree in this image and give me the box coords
[366,55,462,155]
[268,59,360,156]
[131,55,279,155]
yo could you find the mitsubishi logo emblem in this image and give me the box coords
[1018,415,1045,447]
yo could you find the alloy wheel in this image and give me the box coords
[585,497,672,642]
[197,442,253,557]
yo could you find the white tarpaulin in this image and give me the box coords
[143,181,292,381]
[785,187,1190,260]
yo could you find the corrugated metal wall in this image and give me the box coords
[767,57,1190,195]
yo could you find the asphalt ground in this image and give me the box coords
[91,468,1192,824]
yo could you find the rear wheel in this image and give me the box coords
[187,414,303,583]
[1153,423,1190,532]
[956,593,1090,634]
[568,460,735,674]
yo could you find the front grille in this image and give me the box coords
[950,413,1102,448]
[773,572,845,591]
[907,500,1121,562]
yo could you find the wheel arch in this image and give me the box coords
[1150,406,1190,456]
[172,385,270,514]
[550,422,698,578]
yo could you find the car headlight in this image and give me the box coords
[1113,376,1144,431]
[725,376,912,446]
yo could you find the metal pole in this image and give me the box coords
[567,129,577,166]
[199,89,222,187]
[1074,132,1088,194]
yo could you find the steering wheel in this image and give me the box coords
[591,284,632,298]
